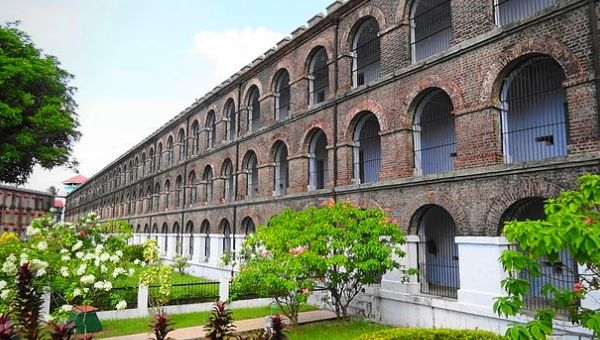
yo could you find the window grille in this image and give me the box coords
[275,71,291,121]
[247,87,261,132]
[413,90,456,175]
[203,166,213,204]
[173,222,182,256]
[156,144,162,170]
[138,189,143,213]
[205,112,215,149]
[273,143,289,196]
[495,0,556,26]
[225,100,237,141]
[222,159,234,202]
[417,205,460,298]
[222,220,232,255]
[186,222,194,258]
[167,137,174,166]
[309,130,328,190]
[161,223,169,252]
[309,48,329,105]
[201,220,210,260]
[499,198,578,314]
[152,224,158,242]
[188,171,197,204]
[411,0,452,62]
[164,180,170,209]
[353,114,381,184]
[191,121,200,155]
[245,153,259,198]
[501,57,567,163]
[175,176,183,208]
[242,217,255,234]
[154,184,160,211]
[352,17,381,87]
[178,129,186,162]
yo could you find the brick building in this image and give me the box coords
[0,185,55,234]
[65,0,600,335]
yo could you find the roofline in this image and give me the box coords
[0,184,55,197]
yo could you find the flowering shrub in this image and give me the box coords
[0,213,139,318]
[139,239,172,307]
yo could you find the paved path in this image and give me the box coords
[102,309,337,340]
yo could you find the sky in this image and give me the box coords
[0,0,332,195]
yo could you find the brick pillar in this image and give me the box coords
[237,171,248,200]
[261,93,276,128]
[337,54,353,93]
[239,107,249,137]
[379,129,413,180]
[336,144,355,186]
[565,81,600,154]
[288,155,308,193]
[258,164,275,197]
[454,107,502,169]
[293,77,309,113]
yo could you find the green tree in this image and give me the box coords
[232,199,407,324]
[0,22,80,185]
[494,174,600,339]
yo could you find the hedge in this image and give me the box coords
[356,328,505,340]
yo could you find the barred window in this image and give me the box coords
[309,47,329,105]
[166,136,174,166]
[244,152,259,198]
[308,129,328,190]
[247,86,261,132]
[203,166,213,204]
[273,142,289,196]
[191,120,200,155]
[274,70,291,121]
[413,89,456,175]
[225,99,237,141]
[221,159,234,202]
[352,17,380,87]
[241,217,255,234]
[185,221,194,258]
[188,171,197,204]
[162,223,169,252]
[411,0,452,62]
[221,219,232,255]
[175,175,183,208]
[178,128,186,162]
[495,0,557,26]
[201,220,210,260]
[173,222,182,255]
[353,113,381,184]
[206,111,216,149]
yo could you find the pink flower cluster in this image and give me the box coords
[288,246,306,256]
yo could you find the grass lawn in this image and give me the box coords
[288,320,390,340]
[96,304,317,338]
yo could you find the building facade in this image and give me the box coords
[65,0,600,336]
[0,185,55,234]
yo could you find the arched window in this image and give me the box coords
[166,136,174,166]
[175,175,183,208]
[247,86,261,132]
[128,161,133,182]
[201,220,210,260]
[141,153,146,177]
[353,113,381,184]
[415,205,460,298]
[352,17,380,87]
[225,99,237,141]
[146,186,151,212]
[309,47,329,105]
[178,129,186,162]
[221,159,234,202]
[143,224,150,235]
[188,171,197,205]
[136,224,142,233]
[185,221,194,258]
[274,70,291,121]
[495,0,556,26]
[499,198,578,312]
[501,57,567,163]
[203,166,213,204]
[206,111,216,149]
[149,148,155,173]
[157,143,163,170]
[191,120,200,155]
[161,223,169,252]
[138,189,143,213]
[221,219,232,255]
[413,89,456,175]
[244,152,259,199]
[273,142,289,196]
[241,217,255,234]
[152,223,158,242]
[154,183,160,211]
[164,179,171,209]
[173,222,182,255]
[411,0,452,62]
[308,129,328,190]
[127,193,132,215]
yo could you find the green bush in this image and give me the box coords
[356,328,505,340]
[124,244,145,262]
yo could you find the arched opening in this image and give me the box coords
[134,156,139,180]
[152,223,158,242]
[201,220,210,261]
[141,153,147,177]
[206,111,216,149]
[352,17,380,87]
[203,166,213,204]
[274,70,291,121]
[191,120,200,155]
[247,86,261,132]
[175,175,183,208]
[157,143,163,170]
[241,217,255,234]
[164,179,171,209]
[415,205,460,298]
[499,197,578,312]
[178,128,186,162]
[501,56,567,163]
[221,219,232,255]
[308,130,328,190]
[413,89,456,175]
[149,147,155,173]
[309,47,329,105]
[188,171,197,205]
[410,0,452,62]
[495,0,557,26]
[166,136,174,166]
[273,142,289,196]
[173,222,182,256]
[154,183,160,211]
[161,223,169,253]
[221,159,234,202]
[353,113,381,184]
[244,152,259,199]
[225,99,237,141]
[185,221,194,259]
[138,188,143,213]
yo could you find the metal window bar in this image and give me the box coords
[353,117,381,184]
[411,0,452,62]
[310,48,329,105]
[417,205,460,298]
[276,83,291,121]
[149,281,219,306]
[495,0,556,26]
[414,91,456,175]
[501,57,567,163]
[352,26,380,87]
[249,102,261,132]
[309,158,328,190]
[226,107,237,141]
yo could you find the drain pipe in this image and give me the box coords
[589,0,600,138]
[332,18,340,201]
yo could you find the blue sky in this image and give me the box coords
[0,0,332,193]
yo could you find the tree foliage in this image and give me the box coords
[0,22,80,185]
[232,199,406,324]
[494,174,600,339]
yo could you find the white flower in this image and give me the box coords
[60,266,69,277]
[36,268,46,277]
[61,255,70,262]
[2,255,17,276]
[115,300,127,310]
[72,288,82,297]
[19,253,29,266]
[30,259,49,270]
[82,287,89,294]
[0,280,6,290]
[115,250,123,257]
[60,304,72,313]
[99,253,110,262]
[109,255,119,263]
[93,280,112,291]
[60,248,69,254]
[112,267,126,278]
[100,265,107,273]
[75,251,84,259]
[76,264,87,276]
[26,226,41,236]
[36,241,48,251]
[83,253,95,261]
[80,274,95,285]
[72,241,83,252]
[128,268,135,276]
[94,244,104,254]
[0,289,10,300]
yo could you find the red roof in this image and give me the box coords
[62,174,87,185]
[54,198,64,208]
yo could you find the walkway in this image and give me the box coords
[102,309,337,340]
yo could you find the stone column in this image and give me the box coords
[192,235,204,263]
[209,234,224,265]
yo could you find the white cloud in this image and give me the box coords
[192,27,283,81]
